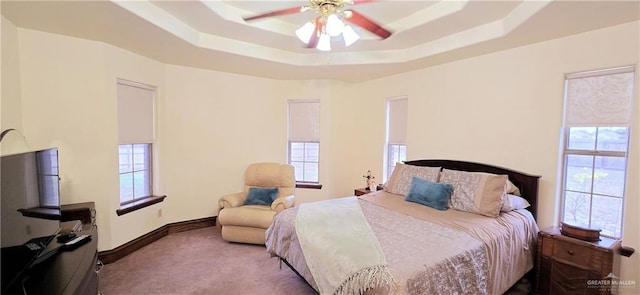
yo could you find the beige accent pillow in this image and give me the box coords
[439,169,507,217]
[506,180,521,196]
[384,163,441,196]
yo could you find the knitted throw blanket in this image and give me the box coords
[295,197,393,295]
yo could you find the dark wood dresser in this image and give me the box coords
[21,202,99,295]
[536,227,621,295]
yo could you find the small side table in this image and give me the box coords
[536,226,623,294]
[354,188,370,196]
[353,186,382,197]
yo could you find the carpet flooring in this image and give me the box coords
[100,226,532,295]
[99,227,315,295]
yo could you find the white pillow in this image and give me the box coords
[501,194,530,212]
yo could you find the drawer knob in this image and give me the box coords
[567,250,575,255]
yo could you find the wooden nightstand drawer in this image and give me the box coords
[553,239,592,267]
[551,261,600,295]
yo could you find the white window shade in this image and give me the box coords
[117,81,155,144]
[565,66,635,127]
[387,98,408,145]
[288,100,320,142]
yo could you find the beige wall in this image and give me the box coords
[2,14,638,285]
[1,16,27,154]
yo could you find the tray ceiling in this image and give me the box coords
[2,1,639,82]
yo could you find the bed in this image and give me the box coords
[266,159,541,295]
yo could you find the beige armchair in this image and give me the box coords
[217,162,296,244]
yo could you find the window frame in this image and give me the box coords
[118,143,153,205]
[287,99,321,188]
[288,140,320,184]
[384,96,408,181]
[558,66,634,239]
[116,79,163,214]
[560,127,629,239]
[386,143,406,180]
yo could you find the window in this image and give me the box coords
[117,80,155,204]
[289,142,319,182]
[387,144,407,176]
[385,97,408,180]
[560,66,635,239]
[36,149,60,207]
[118,144,151,203]
[288,100,320,183]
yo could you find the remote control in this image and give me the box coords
[57,232,77,243]
[63,234,91,250]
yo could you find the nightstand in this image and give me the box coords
[354,188,370,196]
[536,227,621,295]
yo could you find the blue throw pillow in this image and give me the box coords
[244,187,279,206]
[405,177,453,211]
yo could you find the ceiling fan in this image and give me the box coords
[243,0,392,51]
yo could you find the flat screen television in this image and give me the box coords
[1,148,62,293]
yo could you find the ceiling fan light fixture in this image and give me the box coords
[244,0,391,51]
[316,33,332,51]
[342,25,360,47]
[296,21,316,44]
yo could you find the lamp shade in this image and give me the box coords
[316,33,331,51]
[296,15,361,50]
[296,21,315,44]
[325,14,344,37]
[342,25,360,47]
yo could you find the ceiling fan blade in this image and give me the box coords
[344,9,391,39]
[244,6,305,21]
[307,19,321,48]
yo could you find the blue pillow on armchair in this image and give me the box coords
[405,177,453,210]
[244,187,279,206]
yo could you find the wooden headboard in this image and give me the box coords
[403,159,541,219]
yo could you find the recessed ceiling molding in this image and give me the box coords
[406,20,505,59]
[227,0,469,41]
[196,32,305,65]
[315,49,407,65]
[111,0,555,67]
[199,1,246,24]
[202,1,303,37]
[113,0,401,65]
[502,0,552,33]
[386,0,467,32]
[404,0,553,62]
[113,0,303,64]
[112,0,200,44]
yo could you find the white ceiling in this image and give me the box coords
[2,0,639,82]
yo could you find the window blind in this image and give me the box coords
[117,80,156,144]
[565,66,635,127]
[288,100,320,142]
[387,97,408,145]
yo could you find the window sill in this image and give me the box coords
[117,195,166,216]
[295,182,322,189]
